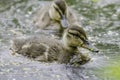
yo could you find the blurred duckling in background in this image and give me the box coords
[33,0,80,33]
[10,24,99,65]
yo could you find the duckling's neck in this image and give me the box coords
[65,45,77,52]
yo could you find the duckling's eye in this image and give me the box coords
[84,40,90,45]
[73,34,80,37]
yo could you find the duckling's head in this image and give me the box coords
[49,0,68,28]
[63,24,99,53]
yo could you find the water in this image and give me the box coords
[0,0,120,80]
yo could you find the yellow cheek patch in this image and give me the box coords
[52,3,63,21]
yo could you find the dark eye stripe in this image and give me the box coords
[68,32,79,37]
[70,28,87,39]
[53,6,62,19]
[69,32,86,42]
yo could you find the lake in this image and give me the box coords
[0,0,120,80]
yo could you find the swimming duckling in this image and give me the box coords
[10,24,99,64]
[33,0,80,33]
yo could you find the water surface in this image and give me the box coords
[0,0,120,80]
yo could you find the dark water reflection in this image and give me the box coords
[0,0,120,80]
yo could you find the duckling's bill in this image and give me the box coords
[60,15,68,28]
[82,40,99,53]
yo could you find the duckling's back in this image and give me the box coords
[10,35,64,62]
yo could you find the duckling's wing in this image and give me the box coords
[21,42,49,60]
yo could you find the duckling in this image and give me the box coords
[10,24,99,64]
[33,0,80,33]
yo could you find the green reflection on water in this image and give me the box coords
[95,56,120,80]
